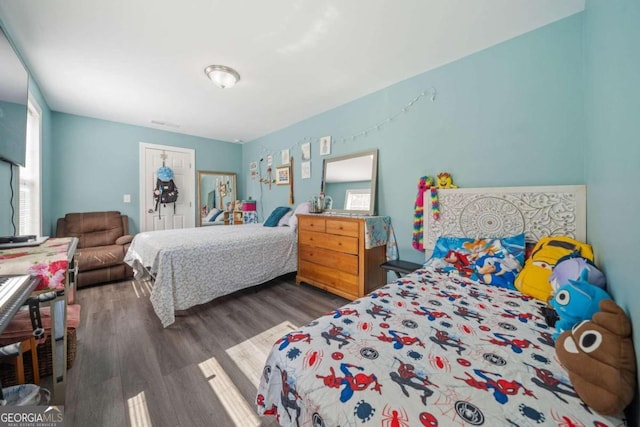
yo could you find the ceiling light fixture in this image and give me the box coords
[204,65,240,89]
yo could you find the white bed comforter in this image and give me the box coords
[124,224,297,327]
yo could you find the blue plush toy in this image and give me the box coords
[550,268,611,340]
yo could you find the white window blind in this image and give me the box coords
[19,98,41,236]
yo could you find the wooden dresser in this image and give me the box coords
[296,214,386,300]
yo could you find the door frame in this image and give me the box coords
[139,142,196,232]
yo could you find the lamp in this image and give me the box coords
[204,65,240,89]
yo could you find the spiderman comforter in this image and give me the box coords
[256,267,626,426]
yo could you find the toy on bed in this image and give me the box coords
[549,256,606,292]
[556,299,636,415]
[515,236,594,302]
[549,268,611,340]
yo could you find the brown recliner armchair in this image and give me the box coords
[56,211,134,288]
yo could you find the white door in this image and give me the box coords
[139,142,195,232]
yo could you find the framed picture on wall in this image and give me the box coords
[281,149,290,165]
[301,142,311,161]
[320,136,331,156]
[301,161,311,179]
[275,166,290,185]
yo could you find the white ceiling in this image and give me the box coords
[0,0,584,143]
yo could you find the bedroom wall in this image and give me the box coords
[243,13,585,265]
[50,113,243,235]
[583,1,640,420]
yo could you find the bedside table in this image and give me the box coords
[380,259,422,278]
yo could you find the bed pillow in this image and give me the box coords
[208,209,225,222]
[424,233,525,289]
[264,206,292,227]
[288,201,311,229]
[204,208,220,222]
[278,210,294,226]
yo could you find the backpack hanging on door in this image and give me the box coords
[154,165,179,219]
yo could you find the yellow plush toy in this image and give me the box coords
[436,172,458,189]
[555,299,636,415]
[514,236,594,301]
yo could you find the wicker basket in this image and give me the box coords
[0,329,77,387]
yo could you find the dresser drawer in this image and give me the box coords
[326,219,359,237]
[299,231,358,254]
[298,216,326,233]
[298,244,358,275]
[298,260,358,294]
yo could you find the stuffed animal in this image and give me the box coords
[549,268,611,340]
[549,256,606,293]
[556,299,636,415]
[436,172,458,189]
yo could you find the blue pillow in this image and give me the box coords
[263,206,291,227]
[208,210,224,222]
[424,233,525,289]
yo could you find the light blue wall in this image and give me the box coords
[583,1,640,420]
[244,14,585,264]
[50,113,243,235]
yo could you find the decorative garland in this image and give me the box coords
[255,87,437,162]
[412,176,440,251]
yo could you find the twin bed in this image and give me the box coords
[124,185,627,426]
[255,185,627,426]
[124,223,297,327]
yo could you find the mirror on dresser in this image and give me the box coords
[321,149,378,215]
[197,171,237,226]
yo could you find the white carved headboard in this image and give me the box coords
[423,185,586,259]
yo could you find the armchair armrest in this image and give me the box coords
[115,235,134,246]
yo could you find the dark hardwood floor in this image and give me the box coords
[64,274,347,427]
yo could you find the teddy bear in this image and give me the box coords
[555,299,636,415]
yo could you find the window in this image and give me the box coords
[19,97,42,236]
[345,189,371,211]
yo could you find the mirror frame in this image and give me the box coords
[321,149,378,216]
[197,170,237,226]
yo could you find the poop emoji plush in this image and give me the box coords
[556,299,636,415]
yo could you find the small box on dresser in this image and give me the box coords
[296,214,386,300]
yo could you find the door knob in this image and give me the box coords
[148,209,154,213]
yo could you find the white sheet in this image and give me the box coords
[124,224,297,327]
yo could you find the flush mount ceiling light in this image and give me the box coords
[204,65,240,89]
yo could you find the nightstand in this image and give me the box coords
[380,259,422,278]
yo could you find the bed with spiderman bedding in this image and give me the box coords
[256,185,630,426]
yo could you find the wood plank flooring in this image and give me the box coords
[64,273,347,427]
